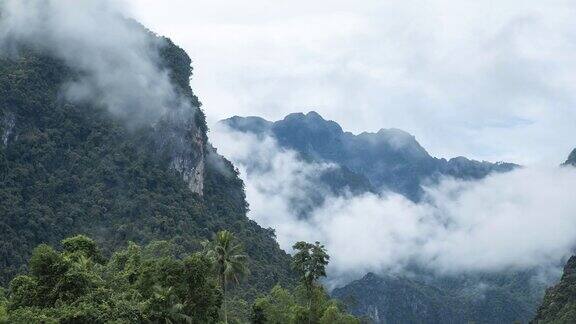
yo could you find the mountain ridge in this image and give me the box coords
[221,111,518,200]
[333,271,543,323]
[564,148,576,166]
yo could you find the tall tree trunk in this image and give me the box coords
[308,298,312,324]
[222,274,228,324]
[308,285,312,324]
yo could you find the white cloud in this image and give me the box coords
[212,126,576,287]
[127,0,576,164]
[0,0,195,125]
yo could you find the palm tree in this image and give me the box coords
[149,285,192,324]
[203,230,249,324]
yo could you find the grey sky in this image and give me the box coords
[126,0,576,165]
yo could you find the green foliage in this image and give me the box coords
[4,236,222,324]
[534,256,576,323]
[61,234,105,263]
[253,285,295,323]
[0,287,7,323]
[146,285,192,324]
[204,230,249,288]
[319,305,360,324]
[253,284,360,324]
[291,241,330,323]
[204,230,249,323]
[225,297,252,324]
[251,302,267,324]
[292,241,329,292]
[251,243,359,324]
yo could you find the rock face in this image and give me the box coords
[333,272,543,324]
[533,257,576,323]
[148,39,208,197]
[221,112,518,200]
[0,111,15,147]
[154,109,206,196]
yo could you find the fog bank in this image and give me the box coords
[213,125,576,286]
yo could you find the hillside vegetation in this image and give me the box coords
[533,257,576,323]
[0,33,295,300]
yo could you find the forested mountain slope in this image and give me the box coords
[0,30,295,298]
[333,271,544,324]
[221,112,517,200]
[533,256,576,323]
[330,148,576,323]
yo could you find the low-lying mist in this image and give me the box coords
[212,124,576,288]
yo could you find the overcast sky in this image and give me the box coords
[126,0,576,165]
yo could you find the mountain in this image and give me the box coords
[0,28,295,298]
[221,112,518,201]
[564,148,576,166]
[332,273,466,323]
[533,256,576,323]
[333,272,544,324]
[222,113,541,323]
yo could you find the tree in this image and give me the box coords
[253,285,295,324]
[251,303,266,324]
[203,230,249,324]
[292,241,330,324]
[0,287,7,322]
[251,284,360,324]
[319,305,359,324]
[147,285,192,324]
[4,236,222,324]
[61,235,104,263]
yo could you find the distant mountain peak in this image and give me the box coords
[564,148,576,166]
[280,111,344,134]
[305,110,323,118]
[283,111,323,121]
[221,115,272,134]
[359,127,429,157]
[377,127,412,137]
[219,111,518,200]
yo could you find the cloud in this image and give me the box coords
[0,0,194,126]
[128,0,576,164]
[212,125,576,287]
[211,124,337,219]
